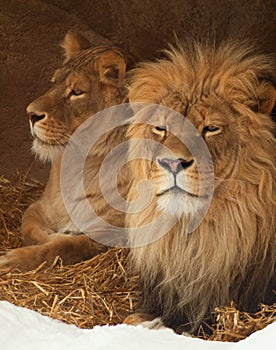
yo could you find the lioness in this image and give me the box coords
[0,32,128,271]
[124,42,276,332]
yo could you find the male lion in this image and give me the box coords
[124,42,276,332]
[0,32,128,271]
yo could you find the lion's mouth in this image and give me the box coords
[157,186,206,199]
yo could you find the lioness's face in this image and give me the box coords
[128,97,238,218]
[27,68,100,161]
[26,38,126,162]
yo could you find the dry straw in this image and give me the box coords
[0,175,275,341]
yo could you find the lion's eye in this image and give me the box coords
[155,126,167,132]
[153,125,167,136]
[202,125,220,135]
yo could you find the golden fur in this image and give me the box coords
[125,42,276,332]
[0,32,128,271]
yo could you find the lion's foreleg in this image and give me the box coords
[21,200,54,246]
[0,234,106,272]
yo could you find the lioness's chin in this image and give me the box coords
[32,138,65,162]
[157,192,204,218]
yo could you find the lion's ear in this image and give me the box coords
[94,50,127,86]
[256,80,276,115]
[62,31,91,60]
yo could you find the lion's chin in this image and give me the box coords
[157,192,203,218]
[32,138,65,163]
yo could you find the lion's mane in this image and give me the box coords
[126,42,276,332]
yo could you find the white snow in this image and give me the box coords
[0,301,274,350]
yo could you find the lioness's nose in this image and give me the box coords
[26,102,47,126]
[158,157,194,174]
[28,112,46,126]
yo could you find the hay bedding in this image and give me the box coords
[0,175,140,328]
[0,175,275,341]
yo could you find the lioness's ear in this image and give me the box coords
[94,50,127,86]
[256,80,276,115]
[62,31,91,60]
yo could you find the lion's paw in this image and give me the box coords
[0,246,46,272]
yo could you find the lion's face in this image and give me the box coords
[128,97,239,218]
[26,32,127,162]
[127,43,275,221]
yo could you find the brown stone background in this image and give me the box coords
[1,0,275,182]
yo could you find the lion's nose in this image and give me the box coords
[28,112,46,126]
[158,157,194,174]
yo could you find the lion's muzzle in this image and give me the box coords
[158,157,194,174]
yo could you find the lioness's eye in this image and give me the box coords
[67,89,85,98]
